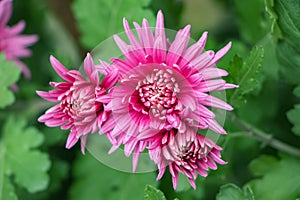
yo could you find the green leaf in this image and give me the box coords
[274,0,300,84]
[274,0,300,48]
[249,155,278,176]
[293,85,300,98]
[249,156,300,200]
[0,54,21,109]
[265,0,282,36]
[72,0,155,49]
[70,152,158,200]
[287,104,300,136]
[216,184,255,200]
[0,116,50,199]
[144,185,166,200]
[1,177,17,200]
[276,41,300,84]
[229,46,264,107]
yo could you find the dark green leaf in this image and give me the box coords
[0,116,50,198]
[249,156,300,200]
[293,85,300,98]
[274,0,300,48]
[144,185,166,200]
[0,54,21,109]
[216,183,254,200]
[274,0,300,84]
[276,41,300,84]
[229,46,264,107]
[287,104,300,136]
[70,152,158,200]
[72,0,155,49]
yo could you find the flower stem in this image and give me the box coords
[229,113,300,158]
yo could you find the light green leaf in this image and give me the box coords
[265,0,282,37]
[229,46,264,107]
[249,155,278,176]
[249,156,300,200]
[69,152,158,200]
[0,54,21,109]
[175,173,192,192]
[72,0,155,49]
[287,104,300,136]
[216,183,255,200]
[0,116,50,199]
[144,185,166,200]
[1,177,17,200]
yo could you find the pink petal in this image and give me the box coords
[36,90,57,102]
[166,25,191,66]
[212,42,232,64]
[199,79,226,92]
[84,53,99,84]
[201,68,228,79]
[66,129,79,149]
[0,0,12,28]
[200,95,233,110]
[50,55,73,82]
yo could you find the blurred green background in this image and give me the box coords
[1,0,300,199]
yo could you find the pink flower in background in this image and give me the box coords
[147,126,226,189]
[0,0,38,78]
[37,53,117,153]
[106,10,236,172]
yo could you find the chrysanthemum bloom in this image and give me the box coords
[106,10,236,171]
[0,0,38,78]
[37,53,117,153]
[147,126,226,189]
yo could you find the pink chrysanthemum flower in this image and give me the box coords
[37,53,117,153]
[105,11,236,170]
[147,126,226,189]
[0,0,38,78]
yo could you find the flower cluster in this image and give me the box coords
[0,0,38,78]
[38,11,236,189]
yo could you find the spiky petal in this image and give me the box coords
[0,0,38,78]
[37,53,117,153]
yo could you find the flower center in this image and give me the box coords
[135,68,180,117]
[61,83,101,118]
[177,142,212,165]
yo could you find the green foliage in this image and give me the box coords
[293,85,300,98]
[287,104,300,136]
[276,41,300,84]
[248,155,278,176]
[233,0,266,44]
[144,185,167,200]
[150,0,183,29]
[0,116,50,199]
[274,0,300,84]
[0,54,21,109]
[69,152,158,200]
[229,47,264,107]
[249,156,300,200]
[286,85,300,136]
[72,0,155,49]
[216,184,254,200]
